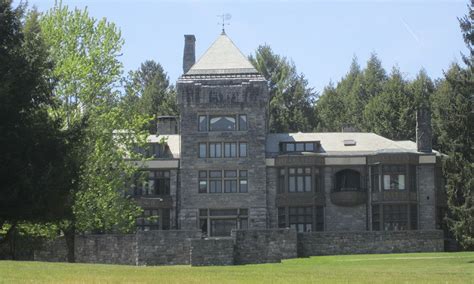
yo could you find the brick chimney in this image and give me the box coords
[416,106,432,153]
[183,35,196,74]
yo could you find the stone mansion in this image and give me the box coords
[132,32,446,240]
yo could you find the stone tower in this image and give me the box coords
[176,33,269,236]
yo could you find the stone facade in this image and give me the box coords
[177,74,269,232]
[323,166,367,231]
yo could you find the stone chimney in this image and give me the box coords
[416,106,432,153]
[183,35,196,74]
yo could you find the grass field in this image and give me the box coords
[0,252,473,283]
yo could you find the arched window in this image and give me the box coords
[335,169,361,192]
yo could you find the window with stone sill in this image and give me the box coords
[288,167,312,193]
[383,165,406,191]
[198,142,248,158]
[198,170,248,194]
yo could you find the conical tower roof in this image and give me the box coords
[185,33,259,76]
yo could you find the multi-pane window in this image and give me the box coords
[239,170,248,193]
[383,204,408,231]
[280,142,319,153]
[210,115,236,131]
[198,114,248,132]
[209,170,222,193]
[199,171,208,193]
[224,143,237,158]
[224,170,238,193]
[198,115,208,132]
[239,142,247,157]
[383,165,406,190]
[238,115,247,131]
[289,207,313,233]
[209,143,222,158]
[136,208,170,231]
[199,208,248,237]
[199,143,207,158]
[198,142,248,158]
[278,206,324,232]
[134,171,170,196]
[288,167,312,192]
[199,170,248,194]
[372,204,417,231]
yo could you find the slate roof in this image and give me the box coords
[265,132,440,157]
[185,33,259,76]
[147,134,180,159]
[147,133,439,159]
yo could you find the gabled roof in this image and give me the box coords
[185,33,259,76]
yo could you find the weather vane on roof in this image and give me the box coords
[218,13,232,34]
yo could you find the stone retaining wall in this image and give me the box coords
[34,237,68,262]
[190,238,234,266]
[137,230,201,265]
[75,234,136,265]
[232,228,297,264]
[297,230,444,257]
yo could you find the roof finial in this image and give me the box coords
[218,13,231,34]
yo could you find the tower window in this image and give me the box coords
[210,115,236,131]
[198,115,208,132]
[239,115,247,131]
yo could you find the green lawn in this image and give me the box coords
[0,252,473,283]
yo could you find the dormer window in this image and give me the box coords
[280,141,320,153]
[343,139,356,146]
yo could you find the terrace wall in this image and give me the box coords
[297,230,444,257]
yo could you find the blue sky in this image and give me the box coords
[25,0,467,94]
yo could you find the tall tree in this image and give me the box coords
[39,3,147,260]
[363,67,415,140]
[249,45,317,133]
[0,1,71,243]
[316,54,388,132]
[123,60,177,133]
[430,1,474,249]
[314,84,345,132]
[432,64,473,248]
